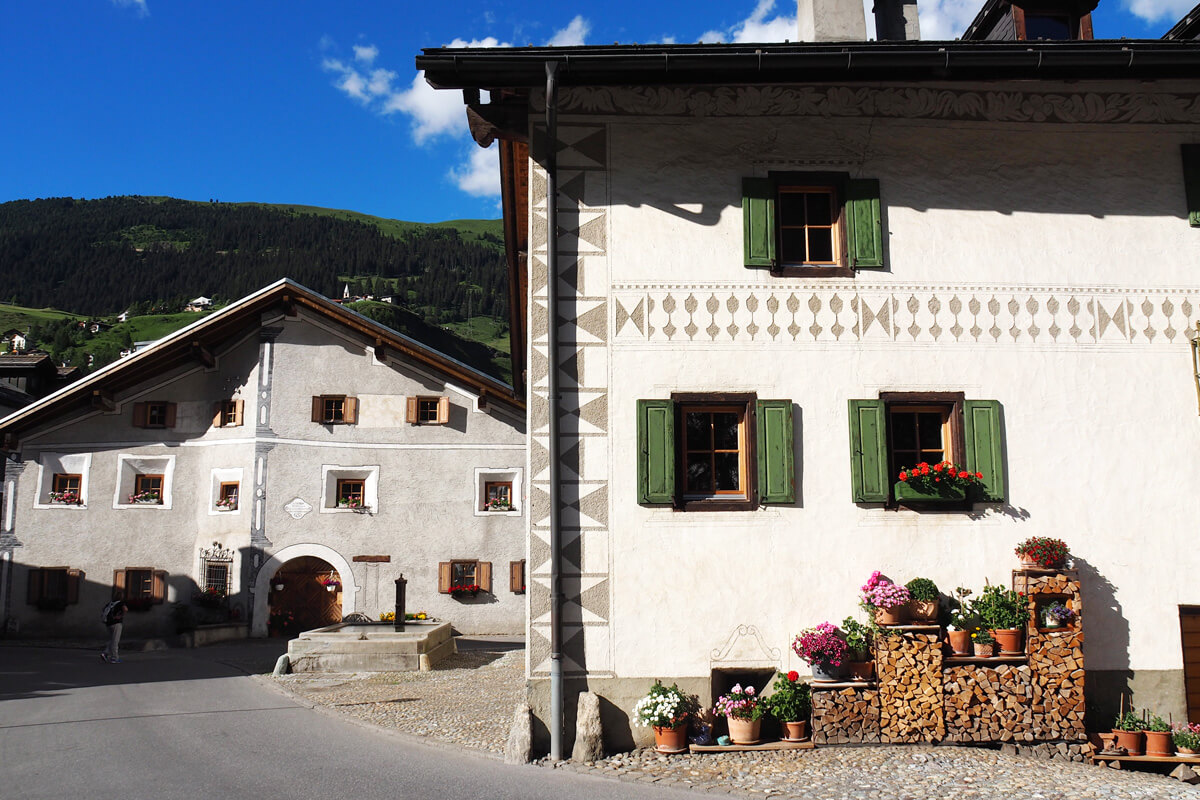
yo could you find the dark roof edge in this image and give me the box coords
[417,40,1200,88]
[1165,2,1200,39]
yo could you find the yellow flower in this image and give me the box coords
[971,632,977,639]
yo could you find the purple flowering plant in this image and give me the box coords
[713,683,764,721]
[792,622,848,666]
[860,571,911,611]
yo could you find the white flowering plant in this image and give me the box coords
[632,680,695,729]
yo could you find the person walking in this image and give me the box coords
[100,591,127,663]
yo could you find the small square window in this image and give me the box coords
[313,395,357,425]
[216,482,239,511]
[484,481,513,511]
[323,397,345,423]
[215,400,243,428]
[146,403,169,428]
[204,562,230,594]
[336,478,365,509]
[132,474,164,505]
[418,399,440,422]
[126,568,155,602]
[50,473,82,504]
[452,560,477,586]
[407,396,449,425]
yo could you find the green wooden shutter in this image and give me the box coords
[1183,145,1200,228]
[845,179,884,269]
[742,177,776,269]
[637,400,675,505]
[964,400,1005,502]
[756,400,795,505]
[848,399,889,502]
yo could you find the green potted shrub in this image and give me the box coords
[1113,709,1145,755]
[762,671,812,741]
[945,586,975,656]
[841,616,875,681]
[1143,714,1174,757]
[970,627,996,657]
[632,680,696,753]
[974,584,1030,655]
[905,578,939,623]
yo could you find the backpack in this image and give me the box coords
[101,600,120,625]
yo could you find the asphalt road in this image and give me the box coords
[0,644,689,800]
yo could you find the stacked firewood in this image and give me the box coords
[811,687,880,744]
[878,631,946,742]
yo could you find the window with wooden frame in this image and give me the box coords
[336,478,365,509]
[311,395,358,424]
[743,172,883,276]
[483,481,513,512]
[637,393,795,511]
[115,567,167,609]
[132,401,177,429]
[26,567,83,611]
[216,481,239,511]
[132,474,164,504]
[509,560,526,594]
[50,473,82,504]
[438,560,493,593]
[406,395,450,424]
[847,394,1006,506]
[213,400,244,428]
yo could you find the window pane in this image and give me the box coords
[806,193,833,225]
[917,413,944,450]
[685,412,711,451]
[686,455,713,493]
[780,229,807,261]
[712,412,740,450]
[714,453,741,491]
[891,413,917,451]
[808,229,833,262]
[452,563,475,584]
[1025,14,1071,39]
[778,193,806,227]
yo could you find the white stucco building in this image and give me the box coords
[0,280,527,641]
[420,2,1200,751]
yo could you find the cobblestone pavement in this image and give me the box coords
[271,644,1195,798]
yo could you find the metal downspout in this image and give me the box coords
[545,59,564,762]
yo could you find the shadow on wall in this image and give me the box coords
[1074,556,1131,731]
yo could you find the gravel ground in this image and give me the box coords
[271,644,1196,798]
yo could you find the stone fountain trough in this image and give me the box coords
[286,621,455,672]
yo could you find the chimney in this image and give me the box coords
[796,0,867,41]
[873,0,921,40]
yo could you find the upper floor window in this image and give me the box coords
[406,396,450,424]
[131,474,164,505]
[483,481,513,512]
[132,401,177,429]
[216,482,239,511]
[50,473,82,505]
[311,395,358,425]
[336,478,365,509]
[743,173,882,277]
[213,400,244,428]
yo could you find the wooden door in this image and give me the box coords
[269,556,343,635]
[1180,607,1200,722]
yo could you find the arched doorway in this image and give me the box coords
[267,556,343,635]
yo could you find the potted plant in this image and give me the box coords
[1144,714,1174,757]
[128,489,160,504]
[322,573,341,593]
[895,460,983,503]
[449,583,480,598]
[192,587,227,609]
[1173,723,1200,755]
[841,616,875,681]
[792,622,848,682]
[1113,709,1145,755]
[633,680,696,753]
[272,578,286,591]
[905,578,939,623]
[483,497,512,512]
[337,496,365,510]
[946,586,974,656]
[1041,601,1074,629]
[860,571,911,626]
[971,627,996,657]
[713,683,763,745]
[974,584,1030,654]
[1014,536,1069,570]
[49,490,82,505]
[215,495,237,511]
[762,671,811,741]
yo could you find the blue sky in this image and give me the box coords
[0,0,1190,224]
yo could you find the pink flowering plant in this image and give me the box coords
[860,571,911,611]
[792,622,848,666]
[713,683,764,721]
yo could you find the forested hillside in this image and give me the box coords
[0,196,507,323]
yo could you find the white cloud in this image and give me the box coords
[910,0,983,40]
[547,15,591,46]
[449,143,501,197]
[353,44,379,64]
[446,36,507,48]
[112,0,148,16]
[382,71,473,144]
[1123,0,1195,23]
[698,0,796,43]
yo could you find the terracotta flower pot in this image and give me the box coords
[993,628,1024,655]
[874,605,908,626]
[1018,553,1043,569]
[1145,730,1174,757]
[726,716,761,745]
[1113,729,1144,756]
[653,721,689,753]
[947,630,971,655]
[908,599,938,623]
[846,660,875,681]
[1178,747,1199,756]
[781,720,808,741]
[973,641,996,657]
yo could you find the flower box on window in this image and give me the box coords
[215,496,238,511]
[449,583,480,598]
[894,461,982,505]
[48,491,82,505]
[128,490,161,505]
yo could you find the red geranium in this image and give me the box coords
[896,461,985,495]
[787,670,799,681]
